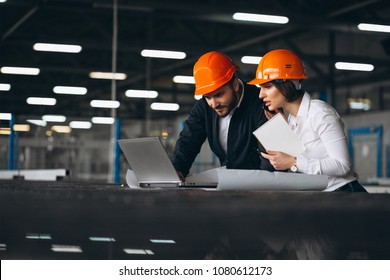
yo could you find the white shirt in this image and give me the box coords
[289,92,356,191]
[219,80,245,154]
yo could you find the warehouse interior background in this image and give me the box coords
[1,0,390,185]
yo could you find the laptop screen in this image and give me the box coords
[118,137,182,185]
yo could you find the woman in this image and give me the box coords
[248,49,366,192]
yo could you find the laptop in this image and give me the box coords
[118,137,218,188]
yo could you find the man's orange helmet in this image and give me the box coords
[248,49,308,85]
[193,51,239,95]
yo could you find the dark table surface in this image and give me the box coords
[1,179,389,260]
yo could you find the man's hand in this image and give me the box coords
[177,171,185,182]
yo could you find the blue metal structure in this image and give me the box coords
[8,114,15,170]
[114,118,121,184]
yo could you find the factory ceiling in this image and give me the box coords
[1,0,390,123]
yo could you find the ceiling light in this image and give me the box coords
[0,113,12,120]
[335,62,374,71]
[25,233,52,240]
[33,43,82,53]
[91,117,115,124]
[51,125,71,133]
[42,115,66,122]
[173,75,195,84]
[51,244,82,253]
[69,121,92,129]
[357,23,390,33]
[26,97,56,106]
[0,128,10,135]
[150,102,180,111]
[123,248,154,255]
[90,100,120,108]
[241,56,262,64]
[0,66,40,75]
[0,244,6,251]
[89,72,127,80]
[141,49,186,59]
[348,98,371,111]
[233,12,289,24]
[13,124,30,132]
[27,119,47,126]
[53,86,87,95]
[0,83,11,91]
[150,239,176,244]
[125,89,158,98]
[89,237,116,242]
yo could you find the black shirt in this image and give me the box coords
[172,83,274,176]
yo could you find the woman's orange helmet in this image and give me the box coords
[248,49,308,85]
[193,51,239,95]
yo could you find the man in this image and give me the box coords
[172,51,274,180]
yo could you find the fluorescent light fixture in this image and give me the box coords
[0,66,40,75]
[151,102,180,111]
[13,124,30,132]
[335,62,374,71]
[91,117,115,124]
[173,75,195,84]
[0,244,6,251]
[358,23,390,33]
[0,128,10,135]
[33,43,82,53]
[51,125,71,133]
[141,49,186,59]
[0,83,11,91]
[125,89,158,98]
[26,97,56,106]
[241,56,262,64]
[26,233,52,240]
[0,0,8,3]
[90,100,120,108]
[123,248,154,255]
[89,71,127,80]
[42,115,66,122]
[233,12,289,24]
[194,95,203,100]
[53,86,87,95]
[150,239,176,244]
[27,119,47,126]
[89,237,116,242]
[51,244,82,253]
[0,113,12,120]
[69,121,92,129]
[348,98,371,111]
[349,102,370,111]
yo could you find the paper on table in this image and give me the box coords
[253,113,305,157]
[185,167,221,183]
[126,166,327,191]
[216,169,327,191]
[125,169,142,189]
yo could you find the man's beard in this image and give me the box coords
[216,90,239,117]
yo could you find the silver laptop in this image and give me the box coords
[118,137,217,188]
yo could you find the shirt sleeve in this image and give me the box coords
[297,107,352,176]
[171,101,208,176]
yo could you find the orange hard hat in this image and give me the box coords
[193,51,239,95]
[248,49,308,85]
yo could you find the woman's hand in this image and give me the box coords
[264,107,285,120]
[260,150,296,171]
